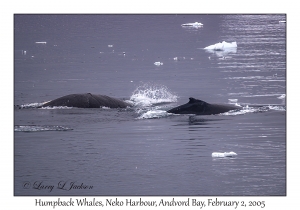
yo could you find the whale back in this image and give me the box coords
[40,93,131,108]
[167,97,240,115]
[91,94,131,108]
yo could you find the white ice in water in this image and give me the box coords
[204,41,237,51]
[154,61,163,66]
[212,151,237,158]
[181,22,203,28]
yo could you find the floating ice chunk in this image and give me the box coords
[205,48,237,58]
[181,22,203,28]
[212,151,237,158]
[108,45,113,47]
[204,41,237,51]
[154,61,163,66]
[35,41,47,44]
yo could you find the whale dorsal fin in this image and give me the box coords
[189,97,202,103]
[188,97,208,104]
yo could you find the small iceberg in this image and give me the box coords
[212,151,237,158]
[181,22,203,28]
[204,41,237,51]
[154,61,163,66]
[204,48,237,58]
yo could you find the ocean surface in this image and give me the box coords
[14,14,286,196]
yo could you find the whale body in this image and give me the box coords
[167,97,241,115]
[39,93,132,108]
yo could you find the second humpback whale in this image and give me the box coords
[167,97,241,115]
[39,93,132,108]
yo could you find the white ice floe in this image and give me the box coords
[154,61,163,66]
[35,41,47,44]
[212,151,237,158]
[204,41,237,51]
[181,22,203,28]
[205,48,237,58]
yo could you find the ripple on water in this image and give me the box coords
[14,125,73,132]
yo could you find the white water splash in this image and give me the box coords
[228,99,238,103]
[39,106,73,109]
[277,94,286,99]
[130,84,178,107]
[19,102,44,108]
[267,105,286,111]
[221,104,286,116]
[137,110,171,119]
[222,105,256,116]
[18,101,73,109]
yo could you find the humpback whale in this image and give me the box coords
[167,97,241,115]
[39,93,132,108]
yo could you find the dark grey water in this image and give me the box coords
[14,14,286,196]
